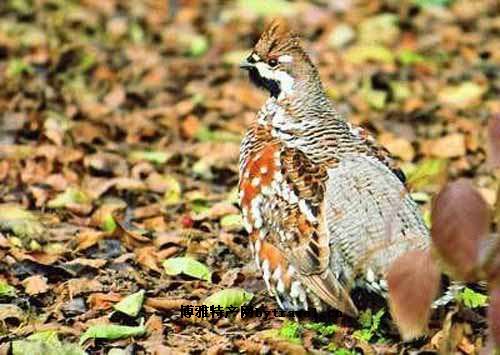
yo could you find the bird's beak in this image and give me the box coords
[239,59,254,70]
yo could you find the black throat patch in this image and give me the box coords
[247,67,281,98]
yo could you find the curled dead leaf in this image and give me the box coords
[387,250,440,341]
[431,179,490,281]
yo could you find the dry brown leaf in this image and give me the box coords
[421,133,466,158]
[379,133,415,162]
[75,229,106,251]
[145,297,195,311]
[65,258,108,268]
[65,278,104,297]
[88,292,122,310]
[23,275,49,295]
[135,246,161,273]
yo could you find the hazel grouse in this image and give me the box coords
[238,19,431,318]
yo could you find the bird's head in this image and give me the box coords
[240,19,318,99]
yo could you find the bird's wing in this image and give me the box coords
[323,155,429,283]
[273,147,358,315]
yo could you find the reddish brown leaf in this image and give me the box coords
[431,179,490,280]
[488,114,500,168]
[387,250,440,340]
[88,292,122,311]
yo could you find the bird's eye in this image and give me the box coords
[268,58,278,67]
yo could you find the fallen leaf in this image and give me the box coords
[114,290,145,318]
[438,82,486,108]
[344,45,395,65]
[431,179,490,280]
[80,321,146,345]
[0,204,46,241]
[0,281,16,297]
[387,250,440,340]
[422,134,466,158]
[379,133,415,162]
[23,275,49,296]
[203,288,254,310]
[163,256,212,282]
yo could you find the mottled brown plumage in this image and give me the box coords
[238,20,430,316]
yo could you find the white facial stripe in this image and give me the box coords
[274,70,294,97]
[278,55,293,63]
[254,62,295,98]
[255,62,274,79]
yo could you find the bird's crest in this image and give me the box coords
[254,19,302,59]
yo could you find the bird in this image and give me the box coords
[238,19,432,319]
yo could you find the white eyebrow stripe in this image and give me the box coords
[278,55,293,63]
[251,53,261,62]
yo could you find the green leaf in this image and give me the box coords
[101,214,117,233]
[0,281,16,297]
[6,58,34,77]
[236,0,298,16]
[438,82,486,108]
[163,256,212,282]
[27,330,60,345]
[195,126,241,143]
[79,322,146,345]
[304,322,339,336]
[220,214,243,231]
[128,150,169,164]
[389,81,412,101]
[12,331,86,355]
[361,78,387,110]
[397,49,426,66]
[413,0,453,7]
[457,287,488,308]
[353,309,385,342]
[278,321,302,344]
[344,45,395,65]
[203,288,254,310]
[129,22,144,43]
[162,175,182,206]
[113,290,145,317]
[47,188,90,208]
[189,35,209,57]
[405,159,447,190]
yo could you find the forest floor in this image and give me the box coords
[0,0,499,354]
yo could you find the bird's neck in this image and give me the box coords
[258,75,347,162]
